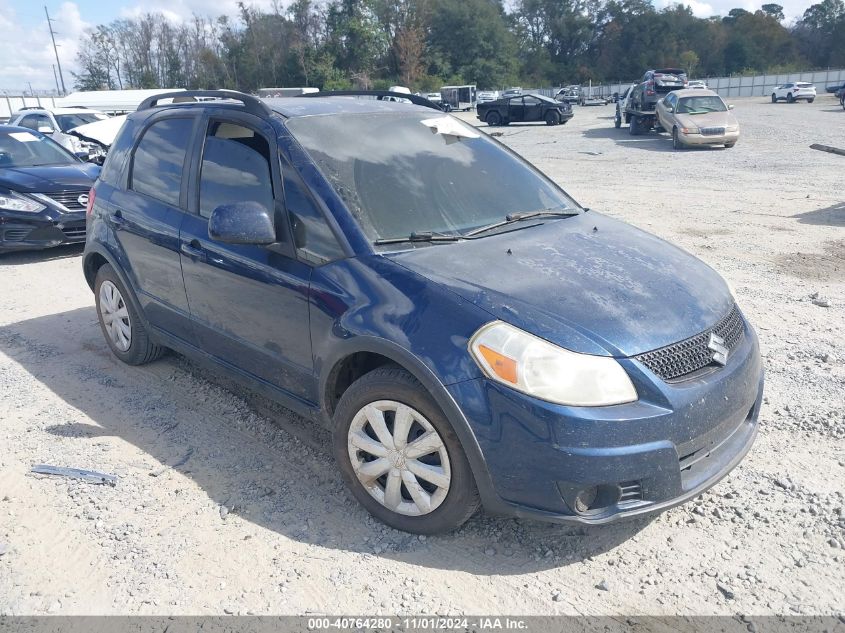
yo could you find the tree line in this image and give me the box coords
[73,0,845,92]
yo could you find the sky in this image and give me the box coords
[0,0,816,93]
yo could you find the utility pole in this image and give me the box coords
[52,65,60,95]
[45,6,67,95]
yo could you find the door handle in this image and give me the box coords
[180,240,205,260]
[111,210,125,226]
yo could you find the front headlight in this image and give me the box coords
[0,191,46,213]
[468,321,638,407]
[680,126,700,134]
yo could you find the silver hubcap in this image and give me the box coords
[347,400,451,516]
[98,280,131,352]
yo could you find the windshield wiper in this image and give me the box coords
[374,231,463,245]
[464,209,579,238]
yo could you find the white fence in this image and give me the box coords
[1,95,59,121]
[529,68,845,99]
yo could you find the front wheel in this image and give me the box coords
[545,110,560,126]
[787,92,795,103]
[771,93,777,103]
[629,114,640,136]
[94,264,165,365]
[724,142,736,148]
[333,366,480,534]
[672,127,685,150]
[485,111,501,127]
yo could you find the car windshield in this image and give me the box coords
[55,112,108,131]
[287,111,577,242]
[677,96,727,114]
[0,130,77,167]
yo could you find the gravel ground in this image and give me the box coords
[0,95,843,617]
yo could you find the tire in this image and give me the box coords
[545,110,560,126]
[808,98,814,103]
[94,264,165,365]
[672,127,685,150]
[787,92,794,103]
[332,366,480,534]
[485,111,501,127]
[614,108,621,128]
[771,93,777,103]
[724,142,736,148]
[629,115,640,136]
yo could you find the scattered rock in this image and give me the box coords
[0,543,8,557]
[596,580,610,592]
[219,505,229,519]
[484,547,495,556]
[552,592,563,602]
[717,582,736,600]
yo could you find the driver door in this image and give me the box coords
[508,96,526,122]
[521,96,544,122]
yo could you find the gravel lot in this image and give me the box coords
[0,95,843,617]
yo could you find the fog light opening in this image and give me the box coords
[574,487,598,513]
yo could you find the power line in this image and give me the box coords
[44,6,67,95]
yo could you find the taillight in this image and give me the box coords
[646,81,655,96]
[85,187,96,218]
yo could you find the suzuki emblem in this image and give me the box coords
[707,333,729,366]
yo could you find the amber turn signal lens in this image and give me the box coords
[477,344,518,384]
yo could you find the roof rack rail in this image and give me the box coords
[137,90,271,117]
[296,90,443,112]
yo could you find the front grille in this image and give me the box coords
[700,127,726,136]
[43,190,89,210]
[61,225,86,239]
[2,228,31,242]
[635,304,744,382]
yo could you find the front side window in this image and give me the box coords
[131,117,194,207]
[287,112,577,243]
[523,96,541,106]
[199,121,273,220]
[282,163,344,264]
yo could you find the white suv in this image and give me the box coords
[771,82,816,103]
[9,107,109,155]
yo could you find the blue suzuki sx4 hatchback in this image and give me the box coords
[83,91,763,534]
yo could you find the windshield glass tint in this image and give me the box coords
[0,131,76,167]
[677,96,727,113]
[56,113,108,131]
[287,112,576,241]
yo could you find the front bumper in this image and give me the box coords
[0,211,86,253]
[448,316,763,524]
[682,130,740,146]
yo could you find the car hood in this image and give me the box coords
[386,212,734,357]
[676,111,737,129]
[67,115,126,149]
[0,163,100,193]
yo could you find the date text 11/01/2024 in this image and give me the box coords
[307,617,528,630]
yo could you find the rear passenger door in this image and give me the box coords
[107,114,199,342]
[179,113,318,403]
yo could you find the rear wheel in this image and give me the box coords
[771,93,777,103]
[545,110,560,126]
[333,366,480,534]
[485,111,501,127]
[629,115,640,136]
[808,98,814,103]
[614,107,621,128]
[94,264,165,365]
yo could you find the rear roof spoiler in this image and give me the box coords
[295,90,444,112]
[137,90,271,117]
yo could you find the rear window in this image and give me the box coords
[796,83,813,88]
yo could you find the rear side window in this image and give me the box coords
[19,114,51,130]
[99,118,140,187]
[199,121,274,219]
[131,118,194,206]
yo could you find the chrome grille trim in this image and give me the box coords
[42,190,89,211]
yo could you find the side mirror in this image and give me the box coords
[208,201,276,245]
[728,104,735,110]
[37,125,55,134]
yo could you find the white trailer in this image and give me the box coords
[440,85,477,111]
